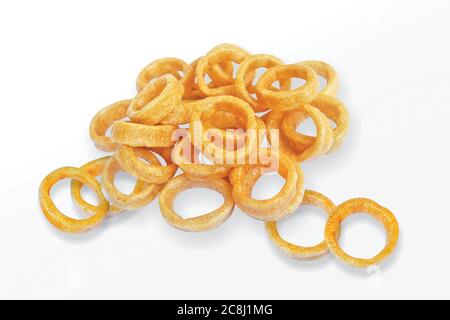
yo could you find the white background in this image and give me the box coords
[0,0,449,300]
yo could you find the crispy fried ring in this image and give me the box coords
[89,99,131,152]
[281,95,349,153]
[189,96,258,164]
[325,198,399,268]
[101,154,163,210]
[264,105,333,162]
[71,157,124,216]
[265,190,338,260]
[136,57,195,98]
[297,60,339,97]
[256,64,319,110]
[115,146,177,184]
[231,152,299,221]
[171,137,232,180]
[159,174,234,232]
[159,100,202,125]
[111,121,177,148]
[206,43,250,85]
[235,54,290,112]
[39,167,109,233]
[128,75,184,125]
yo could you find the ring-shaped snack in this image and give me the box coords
[189,96,258,164]
[265,190,338,260]
[39,167,109,233]
[115,145,177,184]
[206,43,250,85]
[71,157,125,216]
[256,64,319,110]
[159,100,203,125]
[325,198,399,268]
[128,75,184,125]
[89,99,131,152]
[101,155,163,210]
[231,152,299,221]
[235,54,290,112]
[297,60,339,97]
[171,137,232,180]
[281,95,349,153]
[111,121,177,148]
[136,57,195,98]
[159,174,235,232]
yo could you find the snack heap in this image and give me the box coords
[39,44,399,268]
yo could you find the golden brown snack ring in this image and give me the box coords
[136,57,195,98]
[39,167,109,233]
[297,60,339,97]
[325,198,399,268]
[235,54,290,112]
[89,99,131,152]
[101,155,163,210]
[159,100,203,125]
[206,43,250,85]
[115,145,177,184]
[171,137,232,181]
[128,75,184,125]
[231,152,299,221]
[256,64,319,110]
[159,174,235,232]
[281,95,349,153]
[71,157,124,216]
[265,190,338,260]
[111,121,177,148]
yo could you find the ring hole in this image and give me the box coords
[277,205,328,247]
[318,76,327,91]
[150,151,167,166]
[198,153,215,165]
[290,77,307,90]
[80,184,100,207]
[271,80,281,90]
[50,179,94,220]
[251,173,285,200]
[177,70,185,78]
[174,188,224,218]
[339,213,387,259]
[296,118,317,136]
[114,172,138,195]
[252,67,268,86]
[134,80,166,111]
[232,61,239,79]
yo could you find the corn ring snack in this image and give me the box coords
[265,190,338,260]
[189,96,258,164]
[101,154,163,210]
[71,157,125,216]
[128,75,184,125]
[206,43,250,85]
[115,146,177,184]
[256,64,319,110]
[171,137,232,181]
[235,54,290,112]
[159,174,235,232]
[39,167,109,233]
[159,100,203,125]
[231,151,300,221]
[232,161,305,221]
[111,121,177,148]
[297,60,339,97]
[325,198,399,268]
[136,57,195,98]
[196,46,251,96]
[89,99,131,152]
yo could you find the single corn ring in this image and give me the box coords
[159,174,235,232]
[171,137,232,181]
[265,190,338,260]
[256,64,319,110]
[231,152,299,221]
[101,155,163,210]
[136,57,195,98]
[115,145,177,184]
[235,54,290,112]
[128,75,184,125]
[206,43,250,85]
[325,198,399,268]
[39,167,109,233]
[281,95,349,153]
[71,157,125,216]
[111,121,177,148]
[89,99,131,152]
[297,60,339,97]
